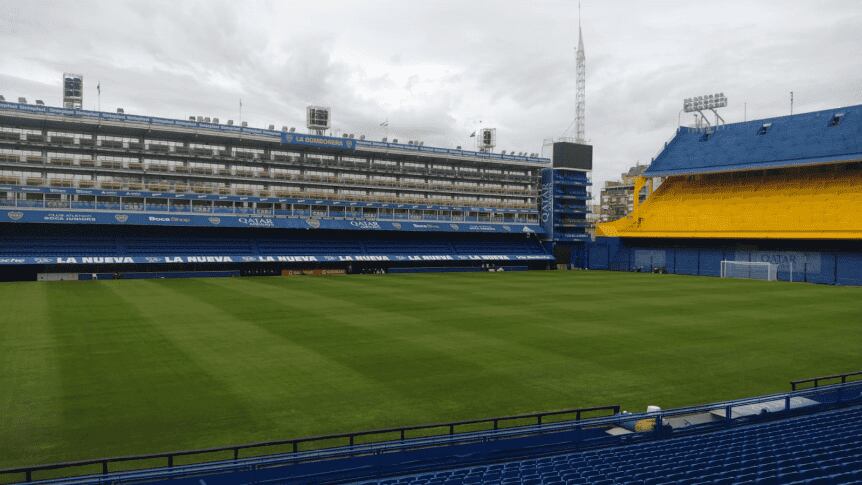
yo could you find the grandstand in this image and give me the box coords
[0,100,592,280]
[592,104,862,285]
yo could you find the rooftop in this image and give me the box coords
[646,104,862,176]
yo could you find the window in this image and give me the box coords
[829,112,845,127]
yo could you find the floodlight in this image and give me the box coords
[684,91,727,112]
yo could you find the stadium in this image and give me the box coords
[2,3,862,485]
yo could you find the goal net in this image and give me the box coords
[720,260,778,281]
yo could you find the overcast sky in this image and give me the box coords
[0,0,860,191]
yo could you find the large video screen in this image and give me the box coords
[553,142,592,170]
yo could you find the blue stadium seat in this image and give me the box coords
[0,224,551,262]
[357,405,862,485]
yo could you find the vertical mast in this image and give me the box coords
[575,2,586,143]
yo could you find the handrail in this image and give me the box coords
[0,405,619,483]
[791,370,862,390]
[8,381,862,484]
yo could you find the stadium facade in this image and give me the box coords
[0,100,591,280]
[590,104,862,285]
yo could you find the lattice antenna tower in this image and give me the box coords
[575,1,586,143]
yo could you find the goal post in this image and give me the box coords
[720,260,779,281]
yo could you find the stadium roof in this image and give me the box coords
[645,104,862,176]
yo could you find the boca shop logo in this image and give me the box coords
[208,217,221,225]
[305,218,321,229]
[114,214,129,223]
[7,211,23,221]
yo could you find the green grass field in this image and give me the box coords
[2,271,861,470]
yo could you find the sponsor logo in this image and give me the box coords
[114,214,129,223]
[147,216,191,224]
[522,226,534,233]
[449,224,460,231]
[276,255,318,262]
[407,255,454,261]
[503,225,512,232]
[305,218,321,229]
[337,255,391,261]
[34,257,54,264]
[241,256,256,262]
[0,257,26,264]
[80,257,135,264]
[7,211,23,221]
[540,180,554,223]
[145,257,162,263]
[392,222,402,230]
[208,217,221,225]
[411,223,440,230]
[238,217,274,227]
[163,256,235,263]
[349,220,381,230]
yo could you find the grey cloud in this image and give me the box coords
[1,0,860,192]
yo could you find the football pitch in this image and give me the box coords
[2,271,861,469]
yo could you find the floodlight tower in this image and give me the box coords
[478,128,496,153]
[682,92,727,128]
[306,106,331,135]
[575,2,586,143]
[62,73,83,109]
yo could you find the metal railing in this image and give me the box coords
[0,405,619,483]
[7,380,862,485]
[791,370,862,390]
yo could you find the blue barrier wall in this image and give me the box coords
[587,237,862,285]
[78,270,240,280]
